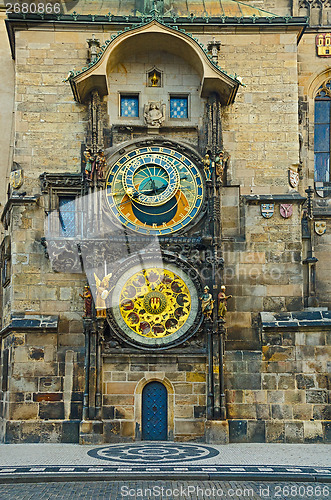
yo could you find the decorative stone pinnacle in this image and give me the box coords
[150,1,159,18]
[207,36,221,64]
[86,34,101,63]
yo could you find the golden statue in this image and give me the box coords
[151,71,159,87]
[218,285,232,319]
[94,272,113,318]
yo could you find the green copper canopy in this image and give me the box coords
[62,0,279,18]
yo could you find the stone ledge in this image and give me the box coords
[260,310,331,329]
[0,314,59,337]
[1,195,39,230]
[243,193,306,204]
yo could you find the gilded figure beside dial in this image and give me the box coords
[106,146,204,235]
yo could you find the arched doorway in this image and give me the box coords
[142,381,168,441]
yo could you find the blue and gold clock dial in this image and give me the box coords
[106,146,204,235]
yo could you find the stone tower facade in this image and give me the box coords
[0,0,330,444]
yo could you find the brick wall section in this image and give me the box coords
[224,329,331,443]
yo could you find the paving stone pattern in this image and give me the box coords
[0,480,330,500]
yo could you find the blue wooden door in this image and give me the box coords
[142,382,168,441]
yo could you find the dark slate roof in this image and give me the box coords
[58,0,279,18]
[260,310,331,329]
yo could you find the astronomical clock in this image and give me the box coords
[105,146,204,236]
[104,143,206,350]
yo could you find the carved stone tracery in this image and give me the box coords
[299,0,331,24]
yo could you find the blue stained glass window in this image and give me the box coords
[120,95,139,117]
[170,96,188,119]
[314,88,331,183]
[59,197,76,237]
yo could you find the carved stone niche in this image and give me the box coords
[147,67,162,87]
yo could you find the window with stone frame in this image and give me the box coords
[40,173,83,238]
[0,236,11,288]
[314,80,331,187]
[120,94,139,117]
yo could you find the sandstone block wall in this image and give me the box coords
[224,328,331,443]
[0,323,84,443]
[223,200,304,349]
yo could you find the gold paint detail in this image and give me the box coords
[119,268,191,338]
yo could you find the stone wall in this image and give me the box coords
[216,29,300,193]
[224,326,331,443]
[9,23,307,346]
[222,198,304,349]
[0,6,15,211]
[1,2,330,445]
[0,318,84,443]
[298,32,331,310]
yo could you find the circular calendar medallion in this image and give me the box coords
[109,260,201,349]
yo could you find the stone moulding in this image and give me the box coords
[0,314,59,338]
[0,195,39,231]
[243,193,307,205]
[260,310,331,329]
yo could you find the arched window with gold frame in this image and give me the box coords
[314,79,331,185]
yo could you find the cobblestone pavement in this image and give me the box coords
[0,443,329,467]
[0,480,330,499]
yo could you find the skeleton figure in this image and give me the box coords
[202,154,212,181]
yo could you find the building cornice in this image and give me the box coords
[5,13,309,60]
